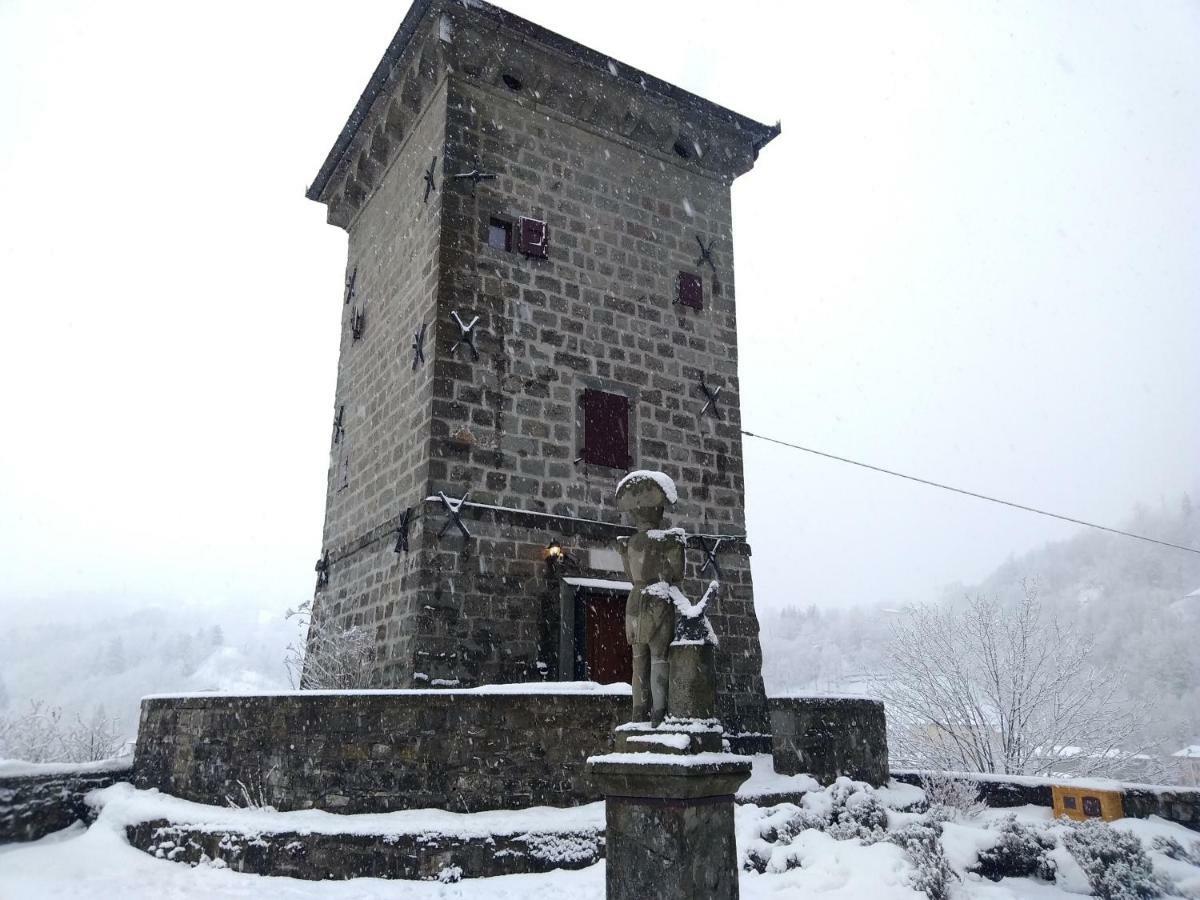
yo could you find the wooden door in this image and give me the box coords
[583,591,632,684]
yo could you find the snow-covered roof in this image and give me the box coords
[1174,745,1200,759]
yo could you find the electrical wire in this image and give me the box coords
[741,429,1200,556]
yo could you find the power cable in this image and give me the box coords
[741,429,1200,556]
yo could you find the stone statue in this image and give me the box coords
[615,471,685,727]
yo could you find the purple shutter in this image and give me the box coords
[582,389,630,469]
[518,216,548,258]
[677,272,703,310]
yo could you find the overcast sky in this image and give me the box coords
[1,0,1197,625]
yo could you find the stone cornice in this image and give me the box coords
[308,0,779,229]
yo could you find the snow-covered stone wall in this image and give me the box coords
[133,689,629,814]
[770,696,889,787]
[0,758,132,843]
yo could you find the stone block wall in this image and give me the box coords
[134,690,627,814]
[893,770,1200,830]
[0,760,132,843]
[129,818,603,881]
[311,33,452,686]
[435,70,749,529]
[770,696,890,787]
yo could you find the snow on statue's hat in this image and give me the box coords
[614,470,678,510]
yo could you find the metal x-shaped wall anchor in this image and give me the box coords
[695,235,716,271]
[393,507,413,554]
[411,322,427,370]
[436,491,472,540]
[450,311,480,360]
[332,405,345,445]
[697,536,727,579]
[344,266,357,305]
[315,551,330,588]
[422,155,438,203]
[450,168,498,191]
[698,374,723,420]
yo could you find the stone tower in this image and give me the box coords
[305,0,779,739]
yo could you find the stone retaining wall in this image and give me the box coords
[893,770,1200,831]
[134,689,629,814]
[0,760,132,844]
[128,818,603,881]
[769,696,889,787]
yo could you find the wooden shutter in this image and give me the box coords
[518,216,548,258]
[582,389,630,469]
[677,272,703,310]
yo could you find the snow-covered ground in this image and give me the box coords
[3,770,1200,899]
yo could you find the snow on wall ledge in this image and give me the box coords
[0,756,133,844]
[133,687,632,815]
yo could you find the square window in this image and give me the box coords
[581,389,630,469]
[518,216,548,258]
[677,271,703,310]
[488,218,512,252]
[1082,796,1102,818]
[1063,796,1077,810]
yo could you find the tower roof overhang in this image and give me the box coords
[305,0,780,205]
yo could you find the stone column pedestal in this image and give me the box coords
[587,753,751,900]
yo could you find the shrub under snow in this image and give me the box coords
[885,821,955,900]
[970,814,1057,882]
[738,775,1197,900]
[1063,819,1170,900]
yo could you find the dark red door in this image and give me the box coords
[583,592,632,684]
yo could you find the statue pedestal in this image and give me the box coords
[587,753,750,900]
[613,718,724,754]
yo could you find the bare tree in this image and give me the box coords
[284,599,374,689]
[880,581,1162,780]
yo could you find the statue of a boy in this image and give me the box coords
[615,471,684,727]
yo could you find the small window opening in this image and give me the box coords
[1063,796,1077,810]
[1082,796,1102,818]
[488,218,512,252]
[672,138,691,159]
[502,73,523,92]
[676,271,703,311]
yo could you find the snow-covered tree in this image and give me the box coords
[879,581,1160,780]
[0,700,125,763]
[0,700,64,763]
[63,705,126,761]
[284,600,374,689]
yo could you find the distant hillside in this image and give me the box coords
[760,491,1200,756]
[0,598,292,753]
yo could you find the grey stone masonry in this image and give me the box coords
[128,819,603,880]
[588,756,751,900]
[134,690,626,813]
[770,696,890,787]
[305,0,779,737]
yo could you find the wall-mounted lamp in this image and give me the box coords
[544,539,571,572]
